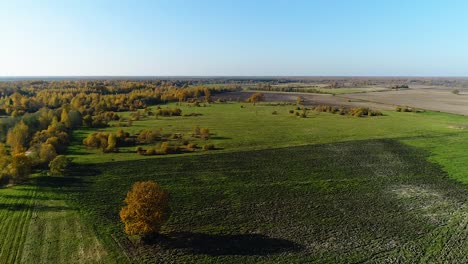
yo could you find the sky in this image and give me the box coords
[1,0,468,76]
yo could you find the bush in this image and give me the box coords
[452,89,460,95]
[192,126,210,139]
[186,143,197,151]
[49,155,71,175]
[146,148,156,155]
[396,106,420,113]
[156,108,182,117]
[137,129,161,144]
[157,142,179,154]
[289,110,294,114]
[119,181,170,238]
[203,144,215,151]
[314,105,382,117]
[272,111,278,115]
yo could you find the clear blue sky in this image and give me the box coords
[1,0,468,76]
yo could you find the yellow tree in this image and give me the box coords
[204,88,212,103]
[39,143,58,164]
[10,153,32,182]
[6,121,30,154]
[106,133,117,152]
[119,181,170,238]
[0,143,10,177]
[246,92,264,106]
[61,107,71,128]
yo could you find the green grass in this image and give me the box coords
[71,103,468,184]
[0,176,116,263]
[68,140,468,263]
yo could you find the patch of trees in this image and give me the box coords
[391,84,409,90]
[0,80,237,185]
[0,80,239,117]
[155,107,182,117]
[395,106,423,113]
[0,107,75,184]
[83,132,118,153]
[311,105,383,117]
[83,125,215,156]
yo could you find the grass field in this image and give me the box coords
[0,176,115,263]
[2,101,468,262]
[71,102,468,184]
[69,140,468,263]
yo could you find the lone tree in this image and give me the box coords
[246,92,264,106]
[120,181,170,239]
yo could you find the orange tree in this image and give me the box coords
[119,181,170,238]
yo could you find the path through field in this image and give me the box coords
[0,179,110,264]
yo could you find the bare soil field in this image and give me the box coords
[218,87,468,115]
[342,88,468,115]
[215,91,395,110]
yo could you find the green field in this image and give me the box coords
[2,102,468,262]
[0,177,113,263]
[70,140,468,263]
[72,103,468,184]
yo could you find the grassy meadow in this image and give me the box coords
[2,101,468,263]
[72,102,468,184]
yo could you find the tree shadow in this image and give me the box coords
[148,232,303,256]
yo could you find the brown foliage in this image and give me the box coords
[119,181,170,237]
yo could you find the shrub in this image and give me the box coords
[119,181,170,238]
[289,110,294,114]
[146,148,156,155]
[203,144,215,150]
[137,129,161,144]
[157,142,179,154]
[135,146,144,153]
[192,126,210,139]
[272,111,278,115]
[49,155,71,175]
[452,89,460,95]
[156,108,182,117]
[187,143,197,151]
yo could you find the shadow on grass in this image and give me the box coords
[0,203,71,211]
[148,232,302,256]
[209,136,232,140]
[0,194,64,201]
